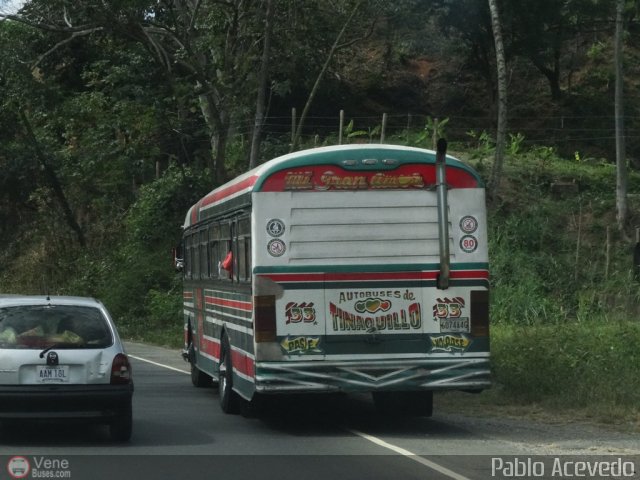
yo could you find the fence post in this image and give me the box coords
[575,202,582,281]
[634,227,640,281]
[432,117,438,150]
[339,109,344,145]
[380,113,387,143]
[605,226,611,279]
[291,107,296,148]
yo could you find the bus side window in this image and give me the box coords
[192,231,200,279]
[209,223,219,279]
[199,228,208,279]
[186,234,194,279]
[218,222,233,281]
[238,216,251,282]
[231,221,238,283]
[183,237,189,278]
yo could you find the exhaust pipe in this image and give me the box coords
[435,138,450,290]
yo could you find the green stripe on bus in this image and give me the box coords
[253,263,489,274]
[274,280,489,290]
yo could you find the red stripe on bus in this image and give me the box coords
[200,338,254,378]
[200,337,220,359]
[450,270,489,279]
[259,164,479,191]
[231,350,255,378]
[205,296,253,312]
[200,175,258,208]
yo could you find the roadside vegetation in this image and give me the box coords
[4,128,639,426]
[455,140,640,429]
[1,1,639,428]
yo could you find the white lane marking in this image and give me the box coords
[128,354,190,375]
[347,429,472,480]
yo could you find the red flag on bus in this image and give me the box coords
[221,251,233,271]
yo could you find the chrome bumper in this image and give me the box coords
[254,357,490,393]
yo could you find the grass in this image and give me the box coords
[436,322,640,433]
[490,321,640,425]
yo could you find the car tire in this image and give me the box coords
[372,390,433,417]
[189,342,213,388]
[110,401,133,442]
[219,334,241,414]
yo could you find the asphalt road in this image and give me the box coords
[0,342,638,480]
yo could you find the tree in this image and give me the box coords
[290,0,362,151]
[614,0,627,232]
[249,0,273,169]
[487,0,507,197]
[505,0,610,100]
[1,0,264,184]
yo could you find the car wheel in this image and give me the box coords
[219,334,241,414]
[189,342,212,388]
[372,390,433,417]
[110,401,133,442]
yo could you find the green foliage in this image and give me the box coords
[466,130,495,159]
[342,119,381,143]
[507,133,525,156]
[492,321,640,417]
[2,0,640,421]
[101,165,209,324]
[417,116,449,148]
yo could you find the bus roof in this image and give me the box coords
[184,144,483,229]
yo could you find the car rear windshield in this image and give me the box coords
[0,305,113,349]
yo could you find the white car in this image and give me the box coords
[0,295,134,441]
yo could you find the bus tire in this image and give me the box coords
[188,343,212,388]
[372,390,433,417]
[219,334,241,414]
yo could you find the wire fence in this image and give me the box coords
[210,110,640,159]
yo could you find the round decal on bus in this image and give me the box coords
[267,239,286,257]
[460,235,478,253]
[266,218,285,237]
[459,215,478,234]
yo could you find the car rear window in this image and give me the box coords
[0,305,113,349]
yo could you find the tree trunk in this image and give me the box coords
[290,1,361,151]
[19,110,86,247]
[199,91,228,184]
[615,0,628,232]
[249,0,274,169]
[487,0,508,198]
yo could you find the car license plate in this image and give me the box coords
[37,365,70,383]
[439,318,470,333]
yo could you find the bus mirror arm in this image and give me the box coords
[435,138,450,290]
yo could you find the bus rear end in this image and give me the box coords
[250,145,490,413]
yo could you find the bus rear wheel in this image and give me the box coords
[372,390,433,417]
[219,334,241,414]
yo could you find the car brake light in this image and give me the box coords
[111,353,132,384]
[254,295,276,343]
[470,290,489,337]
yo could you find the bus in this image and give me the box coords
[178,141,490,415]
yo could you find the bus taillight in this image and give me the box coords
[470,290,489,337]
[254,295,276,342]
